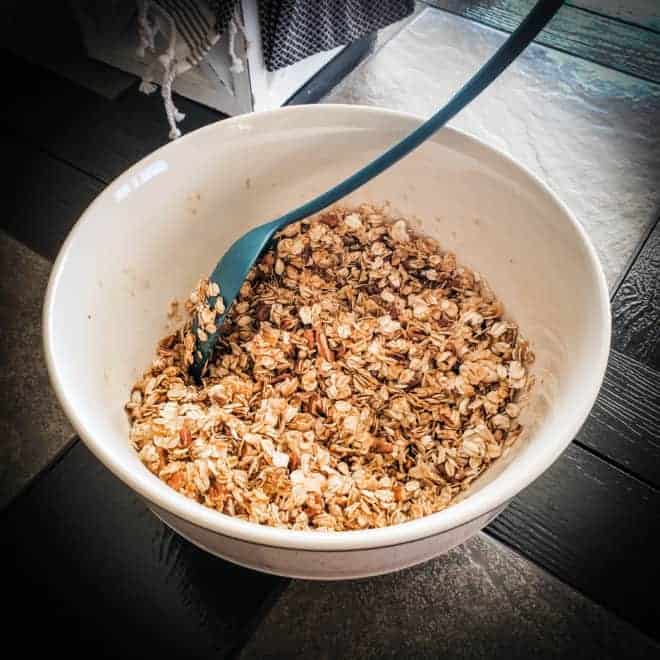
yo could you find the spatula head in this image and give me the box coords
[190,222,277,382]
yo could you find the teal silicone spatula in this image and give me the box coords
[190,0,564,382]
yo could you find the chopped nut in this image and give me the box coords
[304,328,315,349]
[316,327,335,362]
[373,438,394,454]
[179,426,192,447]
[319,213,339,228]
[256,303,271,321]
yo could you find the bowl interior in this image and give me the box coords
[45,105,609,544]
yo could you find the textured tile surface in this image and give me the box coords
[0,231,73,508]
[325,8,660,288]
[375,1,425,51]
[238,534,658,660]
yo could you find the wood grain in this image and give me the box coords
[0,129,104,260]
[612,218,660,371]
[0,233,76,508]
[238,534,659,660]
[0,441,287,658]
[567,1,660,32]
[576,349,660,487]
[1,50,222,184]
[429,0,660,83]
[487,442,660,639]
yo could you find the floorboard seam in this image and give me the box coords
[564,3,660,35]
[483,525,660,643]
[572,438,660,492]
[427,4,660,85]
[610,215,660,299]
[0,434,78,517]
[0,118,110,187]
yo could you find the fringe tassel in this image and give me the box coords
[135,0,185,140]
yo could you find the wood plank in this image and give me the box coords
[611,218,660,371]
[575,219,660,487]
[0,231,75,508]
[567,1,660,33]
[238,533,659,660]
[429,0,660,83]
[4,0,136,100]
[576,350,660,487]
[486,442,660,639]
[0,441,288,658]
[0,129,104,260]
[1,49,223,184]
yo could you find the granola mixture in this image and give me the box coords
[126,205,533,531]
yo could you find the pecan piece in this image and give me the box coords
[373,438,394,454]
[304,328,315,349]
[315,327,335,362]
[179,425,193,447]
[255,303,271,321]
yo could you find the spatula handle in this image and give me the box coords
[267,0,564,233]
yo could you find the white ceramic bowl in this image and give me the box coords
[44,105,610,579]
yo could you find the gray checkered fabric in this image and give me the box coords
[257,0,415,71]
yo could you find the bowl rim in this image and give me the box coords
[43,103,611,551]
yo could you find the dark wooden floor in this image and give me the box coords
[1,2,659,657]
